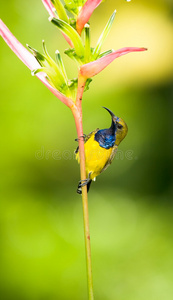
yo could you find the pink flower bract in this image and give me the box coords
[76,0,103,35]
[42,0,56,18]
[80,47,147,78]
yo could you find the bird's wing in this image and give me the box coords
[75,128,99,154]
[100,144,118,173]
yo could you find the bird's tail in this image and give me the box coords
[77,180,92,194]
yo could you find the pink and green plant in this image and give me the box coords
[0,0,147,299]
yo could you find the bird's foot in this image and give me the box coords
[75,134,87,142]
[78,178,90,188]
[77,173,92,194]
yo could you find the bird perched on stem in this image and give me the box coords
[75,107,128,194]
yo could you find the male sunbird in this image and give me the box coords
[75,107,128,194]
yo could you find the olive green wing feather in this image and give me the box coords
[100,144,118,174]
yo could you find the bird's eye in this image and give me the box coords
[117,123,123,129]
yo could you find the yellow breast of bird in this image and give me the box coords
[76,133,114,180]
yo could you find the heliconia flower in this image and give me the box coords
[42,0,74,47]
[76,0,103,35]
[80,47,147,78]
[0,19,74,108]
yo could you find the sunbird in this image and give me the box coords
[75,107,128,194]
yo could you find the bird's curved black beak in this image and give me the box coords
[102,106,117,121]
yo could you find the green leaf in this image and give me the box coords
[41,41,67,86]
[63,0,79,15]
[55,50,68,84]
[50,0,69,23]
[84,78,92,92]
[50,17,85,58]
[93,10,116,59]
[32,67,66,92]
[68,78,78,100]
[98,49,114,58]
[69,18,76,30]
[29,41,70,95]
[27,44,47,67]
[84,24,91,63]
[64,48,83,65]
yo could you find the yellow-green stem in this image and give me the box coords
[72,73,94,300]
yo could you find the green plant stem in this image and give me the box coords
[72,73,94,300]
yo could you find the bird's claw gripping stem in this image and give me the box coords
[78,178,90,188]
[75,134,87,142]
[77,172,92,194]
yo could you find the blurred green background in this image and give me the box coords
[0,0,173,299]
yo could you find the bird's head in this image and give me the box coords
[102,107,128,145]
